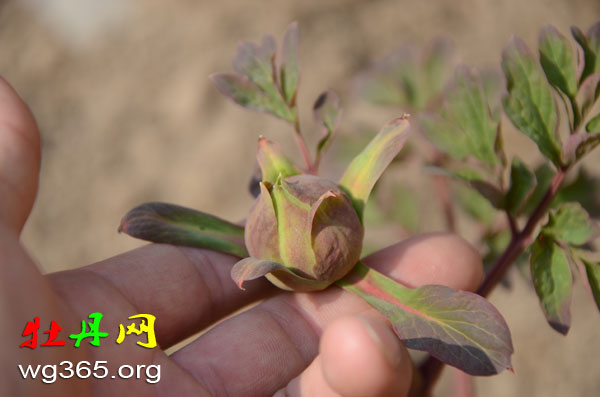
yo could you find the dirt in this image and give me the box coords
[1,0,599,395]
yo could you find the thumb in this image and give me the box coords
[0,77,41,234]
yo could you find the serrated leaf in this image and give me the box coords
[501,38,562,166]
[422,66,499,164]
[542,202,594,245]
[339,117,410,221]
[119,202,248,257]
[210,73,294,121]
[539,25,578,98]
[313,90,341,156]
[581,258,600,312]
[505,157,537,215]
[338,262,514,375]
[586,113,600,132]
[256,136,300,183]
[530,236,573,335]
[280,22,300,105]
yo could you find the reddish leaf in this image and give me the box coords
[231,257,330,292]
[338,262,514,375]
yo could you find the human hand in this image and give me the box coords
[0,77,482,396]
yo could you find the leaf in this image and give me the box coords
[391,185,420,232]
[231,257,330,292]
[256,136,300,183]
[453,183,496,227]
[232,36,278,97]
[421,66,499,164]
[571,25,598,84]
[586,113,600,132]
[575,72,600,118]
[501,37,562,166]
[313,90,342,156]
[505,157,537,215]
[338,116,410,221]
[337,262,514,375]
[581,258,600,312]
[423,40,454,101]
[210,73,294,121]
[521,163,555,215]
[553,168,600,217]
[119,202,248,257]
[425,166,504,208]
[541,202,595,246]
[539,25,578,98]
[563,131,600,163]
[280,22,300,105]
[530,236,573,335]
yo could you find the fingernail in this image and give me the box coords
[358,316,404,369]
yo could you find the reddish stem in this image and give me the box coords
[293,116,315,174]
[416,167,568,394]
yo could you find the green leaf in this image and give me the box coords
[119,202,248,257]
[505,157,537,215]
[521,163,554,215]
[539,25,578,98]
[280,22,300,105]
[425,166,504,208]
[391,185,420,232]
[586,113,600,132]
[453,183,496,227]
[256,137,300,183]
[423,39,454,104]
[421,66,499,164]
[571,25,598,84]
[553,168,600,216]
[337,262,514,375]
[541,202,594,245]
[581,258,600,312]
[501,37,562,166]
[339,117,410,221]
[210,73,294,122]
[313,90,341,156]
[530,236,573,335]
[232,36,278,97]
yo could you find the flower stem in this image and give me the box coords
[293,115,315,174]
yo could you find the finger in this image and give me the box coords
[171,232,482,396]
[0,77,41,234]
[277,315,412,397]
[48,244,278,349]
[363,232,483,291]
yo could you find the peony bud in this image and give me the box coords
[240,174,363,291]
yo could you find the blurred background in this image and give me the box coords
[1,0,599,395]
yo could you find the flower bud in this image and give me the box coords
[243,174,363,291]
